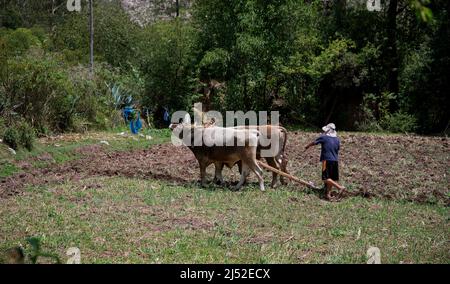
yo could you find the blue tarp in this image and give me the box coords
[123,106,142,134]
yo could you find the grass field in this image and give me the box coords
[0,129,449,263]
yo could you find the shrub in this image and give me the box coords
[0,8,23,29]
[198,48,230,80]
[355,119,383,132]
[0,118,5,136]
[4,54,71,132]
[139,20,196,115]
[2,122,36,151]
[382,112,418,133]
[3,128,19,150]
[17,122,36,151]
[2,28,41,56]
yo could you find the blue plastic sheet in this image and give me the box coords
[122,106,142,134]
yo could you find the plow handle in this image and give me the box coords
[257,161,321,190]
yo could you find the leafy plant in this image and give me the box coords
[109,83,133,110]
[199,48,231,80]
[2,28,41,56]
[382,112,418,133]
[17,121,36,151]
[3,127,19,150]
[26,237,61,264]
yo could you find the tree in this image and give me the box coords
[385,0,399,96]
[89,0,94,76]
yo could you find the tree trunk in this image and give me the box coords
[334,0,346,28]
[176,0,180,17]
[89,0,94,76]
[325,91,338,125]
[386,0,399,96]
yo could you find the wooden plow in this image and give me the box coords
[257,161,321,190]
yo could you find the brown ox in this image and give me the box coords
[213,125,288,188]
[169,122,265,191]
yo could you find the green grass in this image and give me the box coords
[0,161,19,178]
[0,176,448,264]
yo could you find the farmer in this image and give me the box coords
[305,123,345,200]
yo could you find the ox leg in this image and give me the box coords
[233,163,249,191]
[266,157,279,188]
[280,154,288,185]
[199,161,208,187]
[213,162,225,185]
[255,164,265,192]
[247,159,265,192]
[236,160,247,185]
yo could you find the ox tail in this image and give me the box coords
[278,126,289,174]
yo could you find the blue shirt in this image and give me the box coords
[315,135,340,162]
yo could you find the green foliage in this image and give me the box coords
[17,121,36,150]
[1,0,448,134]
[0,118,5,136]
[356,93,417,133]
[0,0,67,28]
[2,122,35,151]
[198,48,230,80]
[356,92,390,132]
[139,20,196,113]
[52,1,140,69]
[25,236,61,264]
[3,128,19,150]
[0,39,136,133]
[411,0,434,22]
[0,5,23,29]
[381,112,418,133]
[109,83,133,110]
[4,53,72,131]
[1,28,41,56]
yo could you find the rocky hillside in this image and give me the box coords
[121,0,192,26]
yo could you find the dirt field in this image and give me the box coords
[1,132,448,205]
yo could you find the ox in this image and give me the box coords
[170,120,265,191]
[213,125,288,188]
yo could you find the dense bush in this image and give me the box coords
[382,112,418,134]
[198,48,230,81]
[3,128,19,150]
[1,27,42,56]
[0,43,139,134]
[52,1,141,69]
[17,121,35,150]
[138,20,197,116]
[3,53,73,131]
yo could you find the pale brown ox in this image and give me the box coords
[169,122,266,191]
[213,125,288,188]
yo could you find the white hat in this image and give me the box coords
[322,123,337,137]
